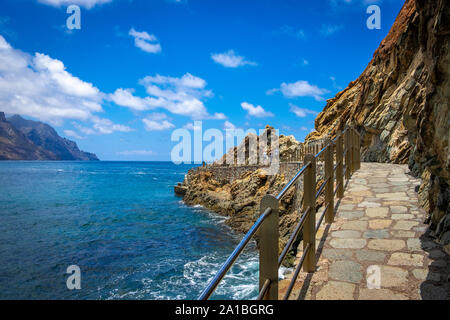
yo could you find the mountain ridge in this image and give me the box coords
[0,112,99,161]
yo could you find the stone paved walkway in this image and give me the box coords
[279,163,449,300]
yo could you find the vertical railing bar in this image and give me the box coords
[302,154,316,272]
[324,138,334,223]
[259,194,279,300]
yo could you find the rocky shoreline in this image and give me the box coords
[176,0,449,258]
[176,127,325,266]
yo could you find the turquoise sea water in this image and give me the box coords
[0,161,259,300]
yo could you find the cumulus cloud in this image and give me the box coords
[92,116,133,134]
[38,0,112,9]
[183,122,202,131]
[64,130,83,139]
[129,28,161,54]
[142,113,175,131]
[0,35,103,124]
[111,73,226,119]
[138,73,225,119]
[289,103,319,118]
[241,102,274,118]
[0,35,131,135]
[72,122,96,135]
[267,80,329,101]
[211,50,257,68]
[224,120,237,131]
[109,88,149,111]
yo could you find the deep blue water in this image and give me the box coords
[0,161,259,300]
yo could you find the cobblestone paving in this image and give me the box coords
[279,163,449,300]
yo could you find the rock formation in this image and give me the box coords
[0,112,99,161]
[306,0,449,244]
[180,0,449,254]
[180,127,320,265]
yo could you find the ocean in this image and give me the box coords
[0,161,259,300]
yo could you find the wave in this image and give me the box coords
[183,252,259,300]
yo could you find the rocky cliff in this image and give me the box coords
[0,112,99,161]
[180,127,321,265]
[306,0,449,243]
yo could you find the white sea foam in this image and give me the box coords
[279,266,293,280]
[183,252,259,300]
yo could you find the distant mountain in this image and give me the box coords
[0,112,99,161]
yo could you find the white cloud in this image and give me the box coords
[129,28,161,54]
[289,103,319,118]
[330,76,343,90]
[211,50,257,68]
[0,35,132,135]
[117,150,155,156]
[38,0,112,9]
[72,122,96,135]
[210,112,227,120]
[142,113,175,131]
[109,88,150,111]
[320,24,343,36]
[92,116,133,134]
[111,73,226,120]
[34,53,100,98]
[183,122,202,131]
[268,80,329,101]
[224,120,237,130]
[0,35,104,124]
[145,112,170,121]
[64,130,83,139]
[241,102,274,118]
[138,73,222,119]
[71,119,131,135]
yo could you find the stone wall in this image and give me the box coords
[193,161,325,184]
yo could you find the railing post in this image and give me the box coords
[303,154,316,272]
[344,127,351,179]
[336,132,344,198]
[351,126,356,174]
[324,139,334,223]
[259,194,279,300]
[351,128,356,173]
[355,131,361,170]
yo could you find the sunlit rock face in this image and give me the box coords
[306,0,449,243]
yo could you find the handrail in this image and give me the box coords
[257,279,271,300]
[275,161,310,201]
[315,177,329,200]
[282,243,311,300]
[278,206,311,267]
[314,144,329,160]
[198,125,361,300]
[198,206,273,300]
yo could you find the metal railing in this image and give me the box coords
[198,126,361,300]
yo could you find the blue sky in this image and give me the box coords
[0,0,405,161]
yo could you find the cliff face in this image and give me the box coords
[0,112,57,160]
[0,112,99,161]
[306,0,449,240]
